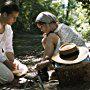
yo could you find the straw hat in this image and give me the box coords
[52,43,89,64]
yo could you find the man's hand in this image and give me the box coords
[3,60,17,71]
[35,60,50,71]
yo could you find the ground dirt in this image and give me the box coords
[0,33,90,90]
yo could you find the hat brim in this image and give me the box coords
[52,46,89,64]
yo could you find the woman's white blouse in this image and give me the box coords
[54,23,86,54]
[0,24,13,62]
[54,23,86,46]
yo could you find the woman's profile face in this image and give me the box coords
[3,11,19,25]
[37,23,50,34]
[6,11,19,25]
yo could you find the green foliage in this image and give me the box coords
[0,0,6,7]
[82,30,90,41]
[1,0,89,40]
[13,0,59,34]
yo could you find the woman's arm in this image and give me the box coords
[4,25,14,62]
[36,33,60,70]
[43,33,59,60]
[3,25,16,70]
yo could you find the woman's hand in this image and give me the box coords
[3,60,17,71]
[35,60,50,71]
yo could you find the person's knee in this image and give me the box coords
[0,62,14,84]
[4,66,14,83]
[5,72,14,84]
[0,72,14,84]
[8,72,14,82]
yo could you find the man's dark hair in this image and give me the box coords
[1,1,19,14]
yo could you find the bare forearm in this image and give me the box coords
[3,52,16,71]
[5,52,14,62]
[36,60,50,70]
[43,33,59,61]
[43,43,54,61]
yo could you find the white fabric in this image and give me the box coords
[3,24,14,52]
[53,24,86,61]
[54,24,86,46]
[0,24,14,62]
[12,59,28,76]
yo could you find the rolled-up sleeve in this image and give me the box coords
[0,54,7,62]
[4,24,14,53]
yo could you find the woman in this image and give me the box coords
[35,11,86,68]
[35,11,89,81]
[0,1,28,84]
